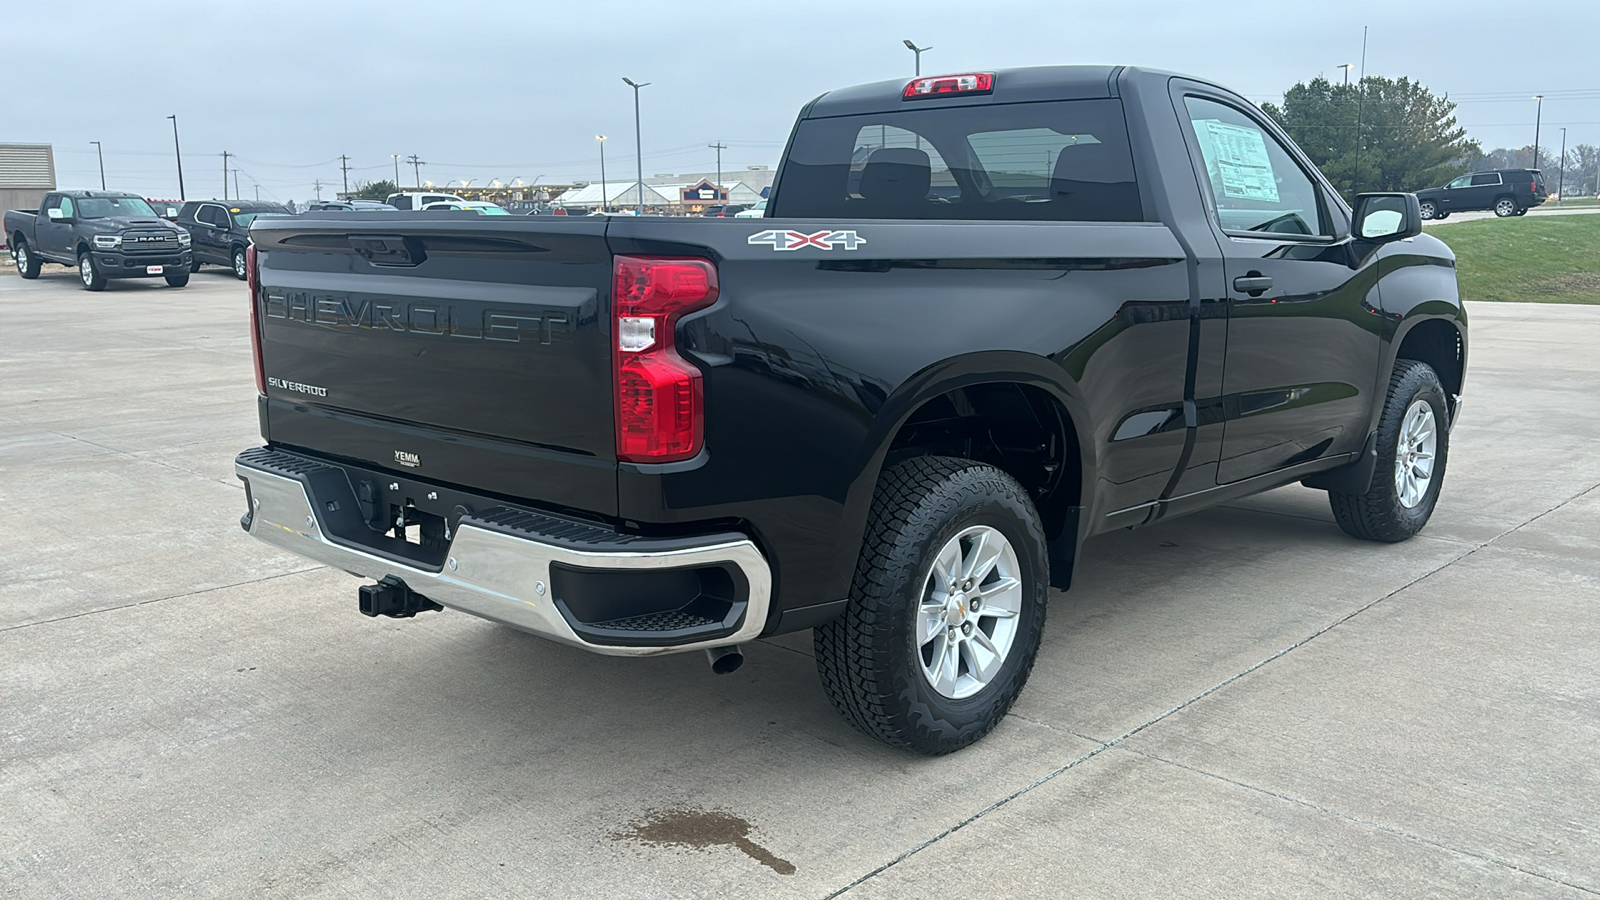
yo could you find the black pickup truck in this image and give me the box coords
[235,66,1465,754]
[6,191,193,289]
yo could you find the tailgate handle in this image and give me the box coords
[348,234,426,267]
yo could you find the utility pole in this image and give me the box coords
[406,154,424,189]
[623,78,650,215]
[1532,95,1544,170]
[596,135,608,213]
[254,184,260,202]
[1337,63,1353,87]
[339,155,351,195]
[903,39,930,76]
[1557,127,1567,203]
[90,141,106,190]
[233,170,241,202]
[221,151,231,200]
[166,115,186,200]
[314,180,323,200]
[709,141,727,202]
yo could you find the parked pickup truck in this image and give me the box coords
[235,66,1465,754]
[7,191,193,289]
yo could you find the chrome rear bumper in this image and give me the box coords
[236,454,771,657]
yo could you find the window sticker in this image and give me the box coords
[1192,119,1279,203]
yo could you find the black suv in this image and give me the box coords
[174,200,291,278]
[1416,169,1547,219]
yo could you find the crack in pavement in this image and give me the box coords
[1122,748,1600,896]
[826,479,1600,898]
[0,566,327,635]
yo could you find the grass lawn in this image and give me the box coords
[1427,213,1600,304]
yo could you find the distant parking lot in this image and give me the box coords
[3,270,1599,897]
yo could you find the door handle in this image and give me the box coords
[1233,274,1272,297]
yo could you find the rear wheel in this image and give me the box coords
[164,272,189,287]
[78,251,106,291]
[1514,208,1528,216]
[232,247,248,280]
[1494,197,1519,217]
[14,239,41,278]
[814,456,1048,755]
[1328,360,1450,542]
[1418,200,1437,220]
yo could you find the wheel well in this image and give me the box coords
[1396,320,1463,413]
[884,383,1082,542]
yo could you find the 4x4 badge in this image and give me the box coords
[748,229,866,251]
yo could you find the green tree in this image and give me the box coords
[1262,76,1477,200]
[355,179,398,201]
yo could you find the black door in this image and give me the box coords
[38,195,74,260]
[1176,92,1383,485]
[1466,172,1503,210]
[1437,174,1473,212]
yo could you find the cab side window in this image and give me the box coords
[59,197,75,218]
[1447,175,1473,189]
[1184,96,1328,237]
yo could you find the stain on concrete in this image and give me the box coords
[612,807,796,875]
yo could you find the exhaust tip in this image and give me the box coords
[706,645,745,675]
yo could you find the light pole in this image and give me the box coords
[221,150,231,200]
[1557,127,1567,204]
[90,141,105,189]
[622,77,650,215]
[903,39,930,76]
[166,115,186,200]
[596,135,608,213]
[391,154,401,190]
[1336,63,1353,87]
[1532,95,1544,170]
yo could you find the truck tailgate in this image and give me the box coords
[249,214,617,515]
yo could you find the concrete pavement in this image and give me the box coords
[3,267,1598,898]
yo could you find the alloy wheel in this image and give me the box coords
[234,251,246,279]
[916,525,1023,700]
[80,256,93,286]
[15,245,26,273]
[1495,198,1517,217]
[1394,399,1438,509]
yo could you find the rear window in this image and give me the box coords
[773,98,1142,221]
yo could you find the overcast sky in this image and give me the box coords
[4,0,1597,203]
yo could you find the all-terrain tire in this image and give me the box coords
[814,456,1048,755]
[1329,359,1450,542]
[14,239,41,278]
[165,272,190,287]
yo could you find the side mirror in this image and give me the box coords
[1352,192,1422,242]
[46,208,69,222]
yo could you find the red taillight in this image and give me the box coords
[903,72,994,99]
[247,243,265,395]
[612,256,718,462]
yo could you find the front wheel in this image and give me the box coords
[79,252,106,291]
[232,247,248,280]
[14,240,41,278]
[1418,201,1437,220]
[189,257,202,273]
[814,456,1048,755]
[1329,359,1450,542]
[165,272,189,287]
[1494,197,1519,217]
